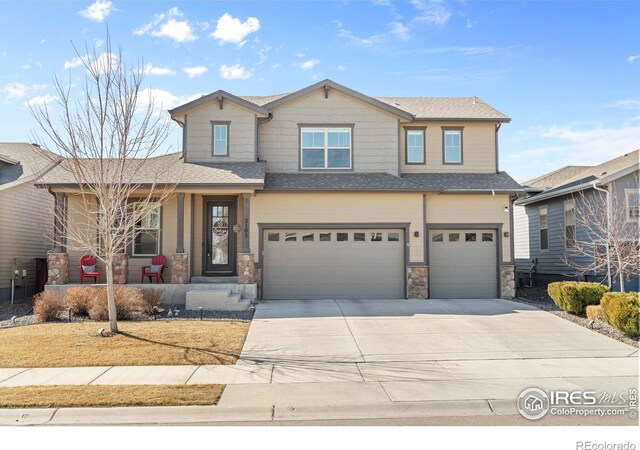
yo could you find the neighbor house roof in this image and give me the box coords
[38,153,267,188]
[0,142,59,190]
[171,79,510,123]
[402,172,523,193]
[522,165,593,191]
[516,149,639,205]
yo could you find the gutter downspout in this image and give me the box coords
[592,182,612,289]
[495,122,501,173]
[256,112,273,161]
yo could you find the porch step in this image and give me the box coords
[185,289,249,311]
[190,276,239,284]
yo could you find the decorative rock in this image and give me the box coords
[47,253,68,285]
[237,253,256,284]
[171,253,189,284]
[407,266,428,299]
[500,264,516,299]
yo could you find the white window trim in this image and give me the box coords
[625,189,639,223]
[211,122,229,157]
[300,127,352,170]
[132,206,161,256]
[406,129,425,164]
[539,205,549,252]
[443,129,463,164]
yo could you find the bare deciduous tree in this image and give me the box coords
[30,36,181,332]
[564,176,639,292]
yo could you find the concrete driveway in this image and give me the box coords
[219,298,638,414]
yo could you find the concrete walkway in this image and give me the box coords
[1,298,637,418]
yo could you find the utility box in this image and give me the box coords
[11,258,23,287]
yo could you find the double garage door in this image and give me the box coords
[263,228,405,300]
[429,229,498,299]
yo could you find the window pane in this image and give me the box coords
[213,125,228,155]
[319,233,331,241]
[628,192,639,219]
[540,212,548,229]
[388,232,400,242]
[482,232,493,242]
[337,232,348,242]
[371,232,383,242]
[284,233,297,242]
[268,232,280,242]
[540,229,549,250]
[449,233,460,242]
[444,130,461,163]
[465,233,477,242]
[328,149,350,168]
[432,233,443,242]
[328,130,350,148]
[302,149,325,168]
[302,130,324,147]
[302,233,314,241]
[134,230,158,255]
[444,146,461,163]
[566,225,576,248]
[407,130,424,163]
[354,232,365,242]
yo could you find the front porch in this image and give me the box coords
[45,190,260,308]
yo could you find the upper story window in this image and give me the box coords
[443,128,463,164]
[406,129,425,164]
[626,189,639,222]
[564,199,576,249]
[211,122,229,156]
[300,126,352,170]
[539,205,549,251]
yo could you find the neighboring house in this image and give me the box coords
[0,143,58,302]
[38,79,523,300]
[514,150,639,291]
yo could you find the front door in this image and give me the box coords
[204,200,236,275]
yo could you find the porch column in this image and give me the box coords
[171,192,189,284]
[176,193,185,253]
[48,192,68,285]
[241,193,250,253]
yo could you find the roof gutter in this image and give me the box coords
[514,180,596,206]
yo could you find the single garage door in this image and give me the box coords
[429,229,497,299]
[263,228,405,300]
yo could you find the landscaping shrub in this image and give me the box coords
[89,286,144,320]
[140,288,165,316]
[33,291,64,322]
[600,292,640,337]
[586,305,606,322]
[547,281,608,314]
[64,287,96,316]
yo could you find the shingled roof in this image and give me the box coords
[0,142,59,189]
[522,165,592,191]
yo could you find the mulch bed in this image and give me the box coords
[514,287,639,348]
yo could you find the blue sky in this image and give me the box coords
[1,0,638,181]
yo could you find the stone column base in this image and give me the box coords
[171,253,189,284]
[112,253,129,284]
[237,253,256,284]
[500,264,516,299]
[47,253,69,285]
[407,265,429,299]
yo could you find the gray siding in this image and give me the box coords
[0,182,54,301]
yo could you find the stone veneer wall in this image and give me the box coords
[237,253,256,284]
[500,264,516,299]
[47,253,69,285]
[171,253,189,284]
[112,253,128,284]
[407,266,428,299]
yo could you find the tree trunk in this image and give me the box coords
[105,261,118,332]
[619,271,626,293]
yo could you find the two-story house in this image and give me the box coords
[514,150,639,292]
[40,79,522,301]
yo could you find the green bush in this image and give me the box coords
[547,281,609,314]
[600,292,640,337]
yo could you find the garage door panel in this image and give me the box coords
[264,228,405,300]
[429,229,497,299]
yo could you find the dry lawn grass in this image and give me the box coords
[0,384,224,408]
[0,321,250,367]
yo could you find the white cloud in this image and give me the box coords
[39,38,46,44]
[410,0,452,26]
[465,19,476,29]
[79,0,114,22]
[134,7,197,43]
[295,51,305,58]
[627,55,640,63]
[89,52,117,74]
[2,82,46,100]
[24,94,58,108]
[137,88,204,111]
[22,64,31,70]
[211,13,260,46]
[144,63,175,76]
[219,64,253,80]
[183,65,208,78]
[63,56,84,69]
[390,21,411,41]
[335,21,385,46]
[609,99,640,109]
[336,65,346,71]
[298,59,319,71]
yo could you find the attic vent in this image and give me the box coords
[472,96,478,104]
[393,102,401,106]
[31,143,40,147]
[599,171,607,176]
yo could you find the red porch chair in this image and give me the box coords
[141,254,167,283]
[79,255,102,284]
